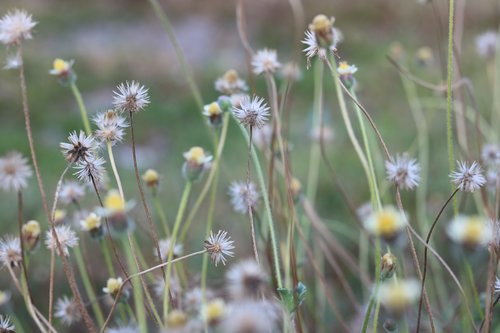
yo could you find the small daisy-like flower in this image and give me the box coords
[142,168,160,188]
[103,277,123,297]
[302,15,341,68]
[21,220,40,252]
[251,48,281,75]
[202,298,225,326]
[49,58,73,76]
[337,61,358,76]
[226,259,268,300]
[45,225,79,257]
[182,147,212,182]
[481,143,500,167]
[204,230,235,267]
[476,31,498,60]
[203,102,223,127]
[228,181,260,214]
[113,81,150,113]
[0,9,36,45]
[222,301,280,333]
[385,153,421,190]
[55,295,81,326]
[156,238,183,261]
[214,69,248,95]
[80,212,103,238]
[60,131,97,163]
[74,155,106,185]
[3,53,22,70]
[450,161,486,192]
[166,310,188,329]
[59,181,86,205]
[377,279,420,314]
[0,236,22,268]
[415,46,434,67]
[446,215,492,248]
[0,151,32,192]
[0,315,14,332]
[363,206,406,241]
[232,95,270,129]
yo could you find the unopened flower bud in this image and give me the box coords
[381,253,397,281]
[142,169,160,188]
[22,220,40,252]
[182,147,212,182]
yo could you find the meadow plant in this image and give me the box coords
[1,2,500,333]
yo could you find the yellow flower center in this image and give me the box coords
[167,310,187,327]
[207,102,221,116]
[84,214,101,231]
[204,298,225,322]
[377,211,398,237]
[311,15,332,34]
[53,58,67,72]
[385,286,410,309]
[223,69,238,84]
[104,191,125,212]
[463,218,483,245]
[23,220,40,237]
[54,209,66,222]
[338,62,349,70]
[105,278,122,294]
[186,147,205,164]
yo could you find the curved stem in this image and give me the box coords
[163,181,192,319]
[69,81,92,136]
[106,141,125,202]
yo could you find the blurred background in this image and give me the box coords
[0,0,499,330]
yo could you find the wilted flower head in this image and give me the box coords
[228,181,260,214]
[385,153,421,190]
[45,225,79,257]
[252,48,281,75]
[281,61,302,81]
[154,275,180,300]
[377,279,420,314]
[226,259,268,300]
[157,238,183,261]
[381,253,397,281]
[74,155,106,185]
[3,53,21,70]
[447,215,492,248]
[214,69,248,95]
[0,9,36,45]
[22,220,40,252]
[182,147,212,182]
[0,315,14,333]
[450,161,486,192]
[232,95,270,129]
[481,143,500,167]
[363,206,406,241]
[55,296,81,326]
[476,31,498,60]
[0,151,32,192]
[222,301,280,333]
[60,131,97,163]
[204,230,235,266]
[93,109,128,145]
[184,287,214,312]
[302,15,341,68]
[203,102,224,127]
[252,124,273,149]
[0,236,22,268]
[59,181,85,205]
[113,81,150,113]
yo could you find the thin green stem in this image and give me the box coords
[73,245,105,327]
[70,81,92,136]
[232,117,282,288]
[464,259,483,320]
[446,0,457,214]
[99,239,116,277]
[122,237,146,333]
[153,190,170,237]
[163,181,192,319]
[106,141,125,202]
[372,237,382,332]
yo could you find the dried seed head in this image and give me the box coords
[204,230,235,267]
